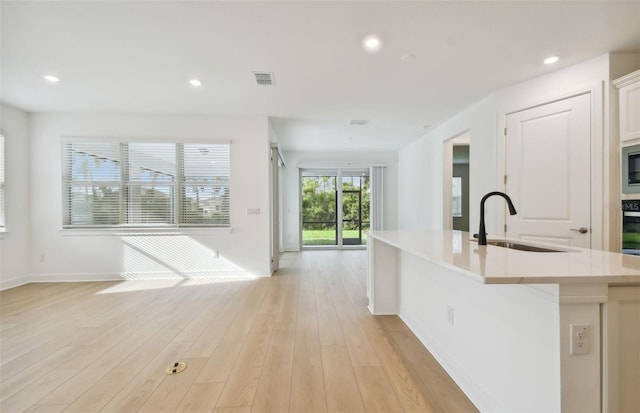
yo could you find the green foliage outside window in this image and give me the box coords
[302,176,336,229]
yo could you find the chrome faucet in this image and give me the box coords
[475,191,517,246]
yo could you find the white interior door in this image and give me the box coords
[505,93,591,248]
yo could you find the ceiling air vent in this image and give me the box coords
[253,72,275,86]
[349,120,369,126]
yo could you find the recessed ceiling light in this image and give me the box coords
[544,56,559,65]
[189,79,202,87]
[401,53,416,62]
[350,119,369,126]
[44,75,59,83]
[363,35,382,52]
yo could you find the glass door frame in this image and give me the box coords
[299,168,369,250]
[341,189,362,245]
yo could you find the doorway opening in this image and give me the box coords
[443,132,471,231]
[300,169,370,249]
[452,145,470,232]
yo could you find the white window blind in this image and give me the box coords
[182,144,231,226]
[127,143,176,225]
[62,141,230,228]
[0,134,5,230]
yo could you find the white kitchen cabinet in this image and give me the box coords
[613,70,640,144]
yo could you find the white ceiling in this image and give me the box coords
[2,1,640,151]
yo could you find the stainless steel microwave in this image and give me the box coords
[622,144,640,194]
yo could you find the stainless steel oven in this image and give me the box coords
[622,200,640,255]
[622,144,640,193]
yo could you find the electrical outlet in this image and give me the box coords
[570,324,589,355]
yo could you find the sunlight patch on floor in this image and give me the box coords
[97,273,262,294]
[97,280,183,294]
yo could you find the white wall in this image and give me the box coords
[398,53,640,249]
[28,113,272,281]
[0,104,31,289]
[282,150,398,251]
[399,96,497,233]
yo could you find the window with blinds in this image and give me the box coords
[0,134,5,230]
[62,141,230,228]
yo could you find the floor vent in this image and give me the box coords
[165,361,187,375]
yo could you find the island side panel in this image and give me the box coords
[397,250,562,413]
[604,286,640,413]
[367,237,399,315]
[558,302,602,413]
[557,284,607,413]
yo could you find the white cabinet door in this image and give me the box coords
[615,71,640,143]
[619,81,640,142]
[505,93,591,248]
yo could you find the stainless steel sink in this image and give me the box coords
[486,240,567,253]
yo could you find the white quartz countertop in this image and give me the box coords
[369,230,640,284]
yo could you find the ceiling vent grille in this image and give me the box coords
[253,72,275,85]
[349,120,369,126]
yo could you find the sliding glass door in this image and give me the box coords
[301,172,337,246]
[301,169,369,248]
[342,172,370,245]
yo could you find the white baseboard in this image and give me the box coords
[0,276,30,291]
[400,311,506,413]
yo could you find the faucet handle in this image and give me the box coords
[472,233,486,239]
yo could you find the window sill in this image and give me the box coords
[60,227,233,236]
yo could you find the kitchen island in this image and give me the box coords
[368,230,640,413]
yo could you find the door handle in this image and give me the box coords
[570,227,589,234]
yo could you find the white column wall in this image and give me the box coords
[0,104,31,289]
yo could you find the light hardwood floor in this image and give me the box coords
[0,250,478,413]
